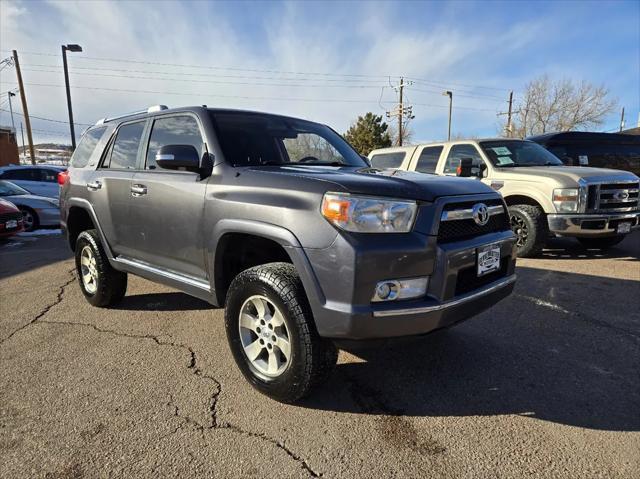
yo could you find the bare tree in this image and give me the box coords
[506,76,617,138]
[388,122,414,146]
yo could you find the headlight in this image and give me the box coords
[321,192,417,233]
[553,188,579,213]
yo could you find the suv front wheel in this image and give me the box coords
[225,262,338,403]
[75,229,128,307]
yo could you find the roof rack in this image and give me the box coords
[95,105,168,125]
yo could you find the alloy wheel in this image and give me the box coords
[21,210,34,231]
[80,246,98,294]
[509,213,528,248]
[238,295,291,378]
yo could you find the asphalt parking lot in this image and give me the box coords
[1,231,639,478]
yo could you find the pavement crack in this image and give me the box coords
[0,268,75,346]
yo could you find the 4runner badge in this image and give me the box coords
[472,203,490,226]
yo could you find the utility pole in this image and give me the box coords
[443,91,453,141]
[7,91,16,131]
[506,91,513,138]
[61,44,83,149]
[386,77,414,146]
[20,122,26,162]
[12,50,35,165]
[619,107,625,132]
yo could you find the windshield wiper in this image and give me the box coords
[294,161,344,167]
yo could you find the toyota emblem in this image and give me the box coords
[472,203,490,226]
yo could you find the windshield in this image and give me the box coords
[480,140,564,167]
[0,180,29,196]
[210,111,367,167]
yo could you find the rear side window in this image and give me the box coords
[71,127,106,168]
[443,144,483,174]
[104,121,145,169]
[369,152,405,169]
[415,146,443,173]
[1,169,35,180]
[146,116,204,170]
[38,169,59,182]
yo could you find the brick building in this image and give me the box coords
[0,126,19,166]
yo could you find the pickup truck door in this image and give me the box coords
[408,145,444,174]
[438,144,489,183]
[127,113,209,281]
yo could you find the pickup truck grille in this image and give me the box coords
[438,199,509,243]
[587,182,639,212]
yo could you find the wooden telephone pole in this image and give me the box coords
[12,50,35,164]
[386,77,413,146]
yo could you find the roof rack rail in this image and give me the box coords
[95,105,169,125]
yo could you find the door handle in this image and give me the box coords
[131,184,147,196]
[86,181,102,191]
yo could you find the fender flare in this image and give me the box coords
[65,198,115,260]
[208,219,326,310]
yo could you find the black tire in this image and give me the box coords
[19,207,39,232]
[577,235,625,250]
[75,229,127,307]
[225,262,338,403]
[508,204,548,258]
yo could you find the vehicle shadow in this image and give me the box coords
[112,292,213,311]
[303,265,640,432]
[0,234,72,280]
[541,232,639,260]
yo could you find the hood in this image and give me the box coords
[493,165,639,186]
[0,198,20,212]
[3,194,59,206]
[246,165,494,201]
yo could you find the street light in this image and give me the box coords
[62,43,82,149]
[443,90,453,141]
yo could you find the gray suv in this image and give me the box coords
[60,105,517,402]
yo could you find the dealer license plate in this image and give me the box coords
[617,222,631,234]
[477,243,501,277]
[5,220,18,229]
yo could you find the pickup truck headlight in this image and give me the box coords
[553,188,579,213]
[321,192,417,233]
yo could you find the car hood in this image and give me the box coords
[493,166,639,186]
[2,194,58,206]
[246,165,494,202]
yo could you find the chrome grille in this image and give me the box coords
[438,199,509,243]
[586,181,639,213]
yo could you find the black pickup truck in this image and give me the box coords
[60,105,517,402]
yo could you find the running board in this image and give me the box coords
[113,256,211,292]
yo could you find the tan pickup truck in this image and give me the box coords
[369,139,640,257]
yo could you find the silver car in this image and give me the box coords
[0,180,60,231]
[0,165,65,198]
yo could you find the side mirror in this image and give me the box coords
[156,145,200,171]
[456,157,475,177]
[479,162,488,177]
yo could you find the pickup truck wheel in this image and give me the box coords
[508,204,547,258]
[225,262,338,403]
[75,229,127,307]
[577,235,625,250]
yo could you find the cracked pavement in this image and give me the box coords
[1,232,639,478]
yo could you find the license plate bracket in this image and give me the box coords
[477,243,501,277]
[6,220,18,229]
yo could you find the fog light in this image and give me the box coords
[372,277,429,302]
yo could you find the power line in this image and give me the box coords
[0,107,92,126]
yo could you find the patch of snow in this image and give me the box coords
[17,229,62,237]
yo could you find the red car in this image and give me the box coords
[0,198,24,238]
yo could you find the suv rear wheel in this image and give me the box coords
[225,262,338,403]
[75,229,127,307]
[577,235,625,250]
[508,204,548,258]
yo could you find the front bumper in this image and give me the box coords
[307,229,517,339]
[547,212,640,237]
[34,207,60,227]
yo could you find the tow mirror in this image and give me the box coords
[155,145,200,171]
[456,157,475,177]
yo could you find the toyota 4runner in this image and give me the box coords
[370,139,640,257]
[61,106,516,402]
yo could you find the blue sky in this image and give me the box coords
[0,0,638,144]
